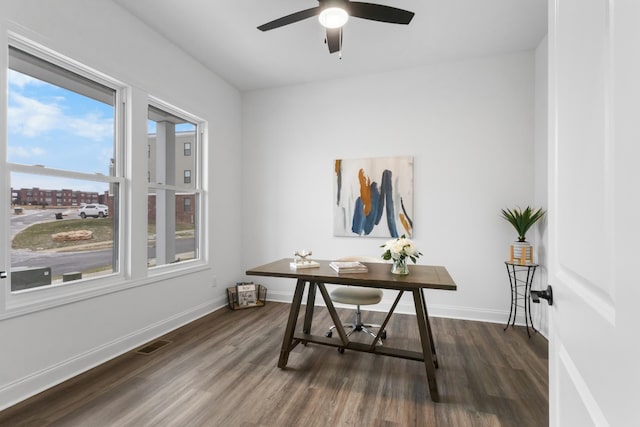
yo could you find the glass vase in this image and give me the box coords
[391,258,409,275]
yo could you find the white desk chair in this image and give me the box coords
[326,256,387,347]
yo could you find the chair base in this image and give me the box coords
[326,323,387,342]
[326,304,386,345]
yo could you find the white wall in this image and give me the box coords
[0,0,242,409]
[241,52,537,321]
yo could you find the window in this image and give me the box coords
[147,102,200,268]
[7,44,123,292]
[184,142,191,156]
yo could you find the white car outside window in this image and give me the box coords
[78,204,108,218]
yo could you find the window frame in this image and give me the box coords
[146,97,204,274]
[2,35,127,312]
[1,34,209,319]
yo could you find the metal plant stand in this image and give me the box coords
[504,261,539,337]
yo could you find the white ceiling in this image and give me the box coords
[113,0,547,92]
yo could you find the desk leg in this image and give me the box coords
[317,283,350,346]
[303,281,317,334]
[413,289,440,402]
[278,279,306,369]
[369,290,404,351]
[421,289,438,369]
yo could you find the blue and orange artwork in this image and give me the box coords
[334,156,414,238]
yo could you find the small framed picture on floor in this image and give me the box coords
[236,282,257,306]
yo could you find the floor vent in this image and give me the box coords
[136,340,171,355]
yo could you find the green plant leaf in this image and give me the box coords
[501,206,545,241]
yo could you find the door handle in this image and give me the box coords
[531,285,553,306]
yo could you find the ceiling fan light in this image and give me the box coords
[318,7,349,29]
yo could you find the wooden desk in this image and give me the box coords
[246,258,457,402]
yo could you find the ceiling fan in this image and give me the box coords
[257,0,415,55]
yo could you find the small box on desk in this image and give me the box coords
[227,282,267,310]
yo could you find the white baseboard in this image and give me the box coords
[266,290,540,329]
[0,296,228,412]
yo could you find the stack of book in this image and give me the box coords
[289,260,320,269]
[329,261,368,273]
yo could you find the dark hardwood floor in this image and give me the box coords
[0,302,548,426]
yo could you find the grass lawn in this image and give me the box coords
[12,218,115,251]
[13,218,195,251]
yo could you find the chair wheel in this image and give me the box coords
[326,331,333,338]
[381,330,387,340]
[338,347,345,354]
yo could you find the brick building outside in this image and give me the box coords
[11,187,101,207]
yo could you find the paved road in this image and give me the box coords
[12,246,114,278]
[10,208,195,278]
[11,239,195,278]
[10,207,73,238]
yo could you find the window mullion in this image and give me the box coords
[9,163,121,184]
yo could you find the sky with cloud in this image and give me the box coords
[8,70,196,195]
[8,70,114,193]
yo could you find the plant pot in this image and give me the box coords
[510,241,533,264]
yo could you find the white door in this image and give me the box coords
[548,1,640,426]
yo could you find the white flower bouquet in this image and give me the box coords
[381,234,422,264]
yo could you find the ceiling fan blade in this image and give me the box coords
[257,7,321,31]
[326,28,341,53]
[348,2,415,24]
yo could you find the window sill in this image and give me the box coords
[1,262,210,320]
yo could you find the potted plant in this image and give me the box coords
[501,206,545,263]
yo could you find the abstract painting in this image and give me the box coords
[334,156,414,238]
